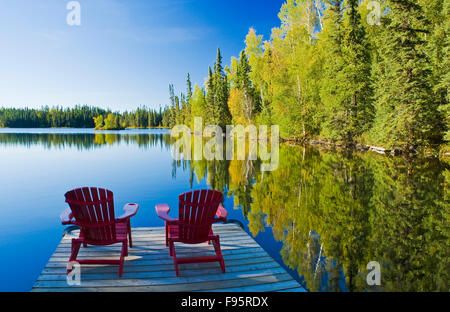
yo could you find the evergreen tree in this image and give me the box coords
[420,0,449,148]
[371,0,443,150]
[186,73,193,100]
[212,48,232,128]
[185,73,193,126]
[236,50,259,122]
[205,66,215,125]
[438,0,449,145]
[320,0,373,144]
[168,84,178,127]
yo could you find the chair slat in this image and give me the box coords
[177,189,223,243]
[89,187,106,241]
[74,188,89,223]
[98,188,109,240]
[107,190,116,240]
[81,187,100,241]
[65,187,117,244]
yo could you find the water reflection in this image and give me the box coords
[0,131,448,292]
[173,143,449,292]
[0,132,172,150]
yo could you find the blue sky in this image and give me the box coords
[0,0,284,111]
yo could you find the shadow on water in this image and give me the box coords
[0,130,448,292]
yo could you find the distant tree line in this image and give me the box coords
[0,105,172,130]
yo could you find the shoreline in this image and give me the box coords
[283,138,449,159]
[1,127,448,158]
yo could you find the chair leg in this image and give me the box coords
[165,223,169,247]
[69,240,81,262]
[174,259,179,277]
[169,242,179,277]
[169,240,174,257]
[213,237,225,273]
[208,229,212,245]
[119,241,127,277]
[68,240,82,274]
[127,220,133,248]
[80,231,87,248]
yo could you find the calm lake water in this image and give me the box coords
[0,129,448,292]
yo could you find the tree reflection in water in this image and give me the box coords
[1,132,447,291]
[178,141,449,292]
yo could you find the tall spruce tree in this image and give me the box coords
[419,0,449,147]
[371,0,442,150]
[235,50,258,122]
[320,0,373,144]
[168,84,177,127]
[342,0,374,139]
[319,0,345,140]
[438,0,449,144]
[204,48,232,128]
[205,66,215,125]
[184,73,193,126]
[213,48,232,128]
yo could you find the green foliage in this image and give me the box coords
[0,105,169,130]
[211,48,232,128]
[319,0,374,144]
[370,0,443,150]
[0,131,173,149]
[51,0,444,152]
[172,138,449,291]
[2,0,448,150]
[94,115,104,130]
[227,50,260,124]
[190,85,207,127]
[102,113,122,130]
[0,105,107,128]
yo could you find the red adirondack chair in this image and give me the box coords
[60,187,139,277]
[155,189,228,276]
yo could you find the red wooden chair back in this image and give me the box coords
[178,189,223,244]
[65,187,117,245]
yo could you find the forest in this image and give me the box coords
[0,105,170,130]
[165,0,448,153]
[173,143,448,291]
[0,1,448,153]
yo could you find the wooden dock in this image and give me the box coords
[32,224,305,292]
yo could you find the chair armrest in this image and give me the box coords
[156,204,178,223]
[117,203,139,222]
[60,208,75,225]
[214,204,228,223]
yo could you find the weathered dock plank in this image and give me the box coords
[32,224,304,292]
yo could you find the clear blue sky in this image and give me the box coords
[0,0,284,112]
